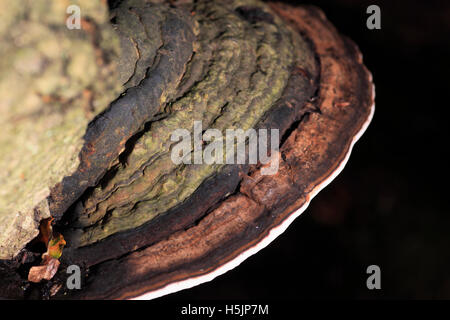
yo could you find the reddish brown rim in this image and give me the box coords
[126,4,376,300]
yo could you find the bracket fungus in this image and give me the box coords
[0,0,374,299]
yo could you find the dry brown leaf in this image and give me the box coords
[27,233,66,283]
[37,217,54,246]
[28,257,60,283]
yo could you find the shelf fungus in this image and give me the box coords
[0,0,374,299]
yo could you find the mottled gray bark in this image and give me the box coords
[0,0,122,259]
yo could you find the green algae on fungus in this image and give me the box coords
[64,0,317,247]
[0,0,317,258]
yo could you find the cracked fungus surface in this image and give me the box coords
[65,0,317,247]
[0,0,123,259]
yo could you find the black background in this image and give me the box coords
[161,0,450,300]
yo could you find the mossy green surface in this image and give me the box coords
[0,0,122,259]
